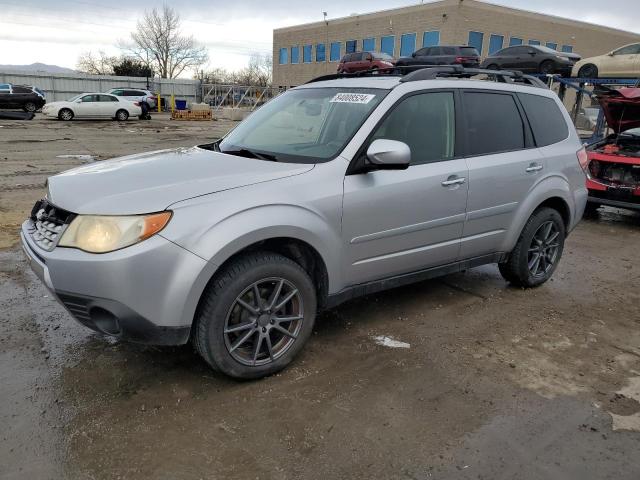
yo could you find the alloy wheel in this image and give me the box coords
[527,221,560,277]
[224,278,304,367]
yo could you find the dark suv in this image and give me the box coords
[481,45,581,76]
[395,46,480,71]
[0,83,46,112]
[338,51,395,73]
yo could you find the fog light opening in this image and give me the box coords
[89,307,121,335]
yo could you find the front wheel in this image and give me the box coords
[23,102,37,113]
[539,60,555,74]
[58,108,74,121]
[499,207,566,288]
[194,252,317,379]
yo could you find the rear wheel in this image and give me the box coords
[115,109,129,121]
[578,64,598,78]
[499,207,565,288]
[23,102,37,113]
[539,60,555,74]
[58,108,73,121]
[194,252,317,379]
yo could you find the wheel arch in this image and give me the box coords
[501,178,574,253]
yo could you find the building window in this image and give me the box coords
[422,30,440,47]
[489,34,504,55]
[381,35,395,56]
[546,42,558,50]
[330,42,341,61]
[346,40,357,53]
[561,45,573,53]
[303,44,312,63]
[509,37,523,46]
[316,43,326,62]
[279,48,288,65]
[400,33,416,57]
[468,31,484,55]
[363,37,375,52]
[528,39,541,46]
[291,46,299,64]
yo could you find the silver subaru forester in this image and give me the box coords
[22,69,588,378]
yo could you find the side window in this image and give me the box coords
[414,48,429,56]
[352,53,363,61]
[99,95,118,102]
[614,44,640,55]
[12,86,31,93]
[81,95,97,102]
[371,92,456,164]
[124,90,141,96]
[111,89,123,96]
[518,93,568,147]
[463,92,525,156]
[441,47,456,55]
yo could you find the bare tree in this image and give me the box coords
[247,53,273,87]
[202,54,272,86]
[76,51,117,75]
[125,4,208,78]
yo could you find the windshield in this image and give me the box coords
[68,94,83,102]
[460,47,479,56]
[219,87,388,163]
[536,45,560,54]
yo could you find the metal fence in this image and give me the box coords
[202,84,285,111]
[0,70,201,103]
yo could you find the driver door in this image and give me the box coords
[76,94,99,117]
[342,91,468,286]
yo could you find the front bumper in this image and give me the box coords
[21,220,210,345]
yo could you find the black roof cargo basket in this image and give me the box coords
[306,65,547,89]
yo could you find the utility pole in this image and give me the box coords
[324,12,329,69]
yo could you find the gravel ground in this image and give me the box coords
[1,115,640,479]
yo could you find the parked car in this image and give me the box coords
[41,93,142,121]
[584,87,640,212]
[338,51,395,73]
[573,42,640,78]
[0,83,46,112]
[395,45,480,71]
[481,45,581,75]
[22,70,587,379]
[106,88,157,109]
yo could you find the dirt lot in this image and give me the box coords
[2,116,640,479]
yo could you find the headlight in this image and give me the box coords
[58,211,172,253]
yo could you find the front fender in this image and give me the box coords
[500,174,573,253]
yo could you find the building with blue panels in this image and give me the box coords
[273,0,639,87]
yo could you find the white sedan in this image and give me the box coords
[41,93,142,121]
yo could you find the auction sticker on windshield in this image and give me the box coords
[330,93,376,104]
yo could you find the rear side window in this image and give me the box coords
[441,47,456,55]
[518,93,569,146]
[12,86,31,93]
[371,92,456,164]
[463,92,525,156]
[460,47,479,56]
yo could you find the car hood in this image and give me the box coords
[595,87,640,133]
[561,52,582,61]
[47,146,315,215]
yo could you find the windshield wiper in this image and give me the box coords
[221,148,279,162]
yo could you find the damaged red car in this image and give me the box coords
[586,87,640,212]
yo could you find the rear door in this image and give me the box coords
[342,90,469,285]
[460,90,544,258]
[98,94,120,116]
[608,44,640,77]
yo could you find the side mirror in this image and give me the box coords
[365,139,410,171]
[412,52,417,58]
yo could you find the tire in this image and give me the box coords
[194,251,317,379]
[578,64,598,78]
[58,108,74,121]
[499,207,566,288]
[115,109,129,121]
[486,64,499,70]
[539,60,555,74]
[23,102,37,113]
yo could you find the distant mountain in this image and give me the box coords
[0,63,76,74]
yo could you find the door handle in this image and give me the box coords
[441,176,466,187]
[526,164,544,173]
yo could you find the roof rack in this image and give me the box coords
[306,65,547,89]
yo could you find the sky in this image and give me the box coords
[1,0,639,74]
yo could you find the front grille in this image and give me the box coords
[29,199,75,252]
